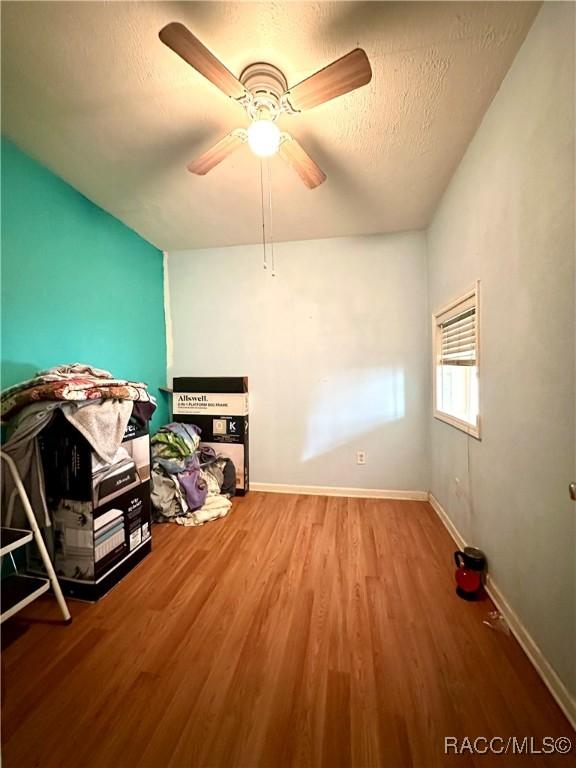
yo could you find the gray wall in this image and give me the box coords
[427,2,575,695]
[168,232,430,491]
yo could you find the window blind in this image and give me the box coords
[439,306,476,366]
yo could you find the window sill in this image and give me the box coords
[434,410,481,439]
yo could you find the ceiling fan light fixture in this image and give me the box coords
[247,119,280,158]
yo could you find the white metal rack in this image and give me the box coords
[1,450,71,624]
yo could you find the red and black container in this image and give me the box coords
[454,546,486,600]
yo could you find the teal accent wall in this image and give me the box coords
[1,139,169,430]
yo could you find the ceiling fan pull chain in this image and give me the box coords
[259,160,267,271]
[267,159,276,277]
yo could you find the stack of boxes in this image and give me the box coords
[34,408,152,600]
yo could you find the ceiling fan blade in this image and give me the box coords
[278,135,326,189]
[284,49,371,112]
[159,22,248,101]
[187,130,247,175]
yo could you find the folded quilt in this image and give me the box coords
[37,363,114,379]
[2,371,154,420]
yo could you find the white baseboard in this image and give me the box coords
[428,493,576,731]
[428,493,467,550]
[251,482,428,501]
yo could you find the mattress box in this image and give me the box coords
[33,407,152,600]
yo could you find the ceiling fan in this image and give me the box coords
[159,22,372,189]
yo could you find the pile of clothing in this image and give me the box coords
[1,363,155,530]
[151,422,235,527]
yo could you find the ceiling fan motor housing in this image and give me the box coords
[240,62,288,121]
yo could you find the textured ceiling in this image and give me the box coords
[1,1,539,250]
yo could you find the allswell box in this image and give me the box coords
[172,377,249,495]
[34,408,152,600]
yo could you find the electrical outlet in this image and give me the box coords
[357,451,366,465]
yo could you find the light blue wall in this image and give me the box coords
[168,232,430,492]
[1,139,169,430]
[427,4,575,697]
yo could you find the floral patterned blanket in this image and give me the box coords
[1,364,154,420]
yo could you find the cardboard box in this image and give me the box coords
[34,408,152,600]
[172,377,249,495]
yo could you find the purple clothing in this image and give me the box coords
[177,464,208,510]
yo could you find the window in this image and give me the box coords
[433,283,480,438]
